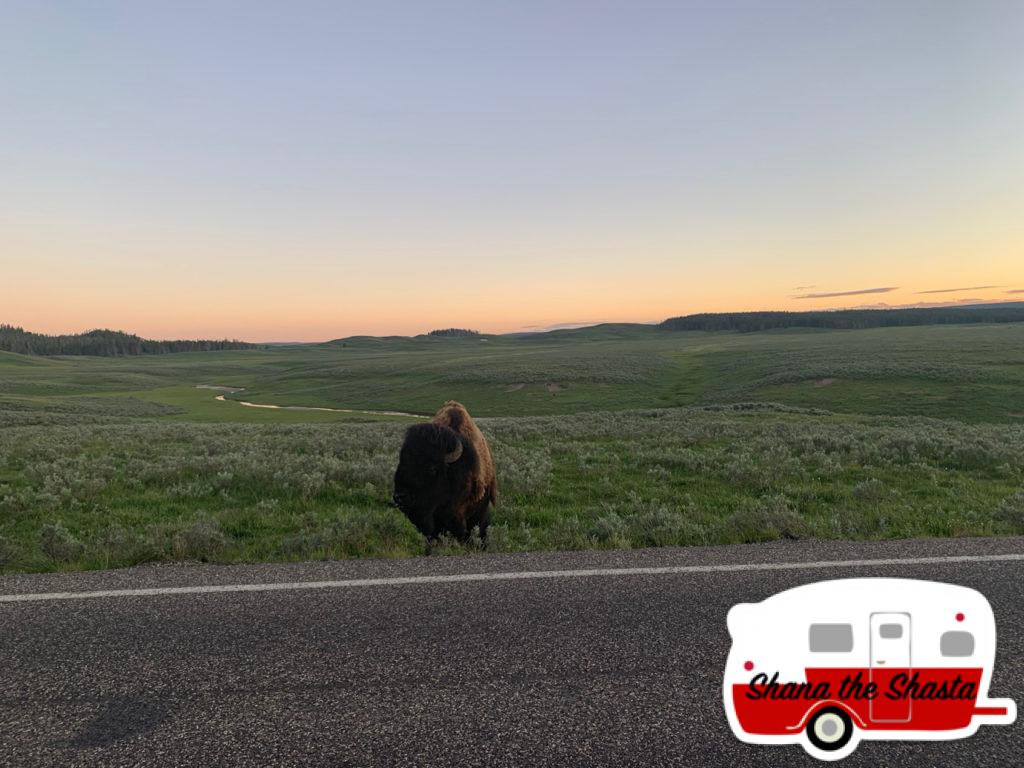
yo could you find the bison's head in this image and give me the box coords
[392,423,470,537]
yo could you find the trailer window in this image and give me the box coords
[879,623,903,639]
[941,631,974,657]
[809,624,853,652]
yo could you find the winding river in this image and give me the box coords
[195,385,426,418]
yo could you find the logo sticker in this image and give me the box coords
[723,578,1016,761]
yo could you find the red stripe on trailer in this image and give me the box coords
[973,706,1008,716]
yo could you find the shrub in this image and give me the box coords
[852,478,887,502]
[492,445,552,496]
[628,506,693,548]
[169,481,215,500]
[589,512,627,544]
[720,495,807,543]
[483,523,512,551]
[994,491,1024,532]
[328,507,419,557]
[546,516,590,550]
[40,522,85,563]
[171,519,227,561]
[475,519,538,552]
[0,536,18,570]
[97,525,157,566]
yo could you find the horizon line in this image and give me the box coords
[5,298,1024,344]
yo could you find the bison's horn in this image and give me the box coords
[444,440,463,464]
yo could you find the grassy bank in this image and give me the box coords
[1,404,1022,572]
[2,322,1024,573]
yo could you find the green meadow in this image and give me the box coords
[1,323,1023,572]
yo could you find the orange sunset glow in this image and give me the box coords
[3,3,1022,341]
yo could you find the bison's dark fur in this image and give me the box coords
[392,401,497,548]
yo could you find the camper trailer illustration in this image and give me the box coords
[724,578,1016,760]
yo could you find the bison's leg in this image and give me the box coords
[478,513,490,548]
[418,514,440,556]
[436,504,468,543]
[462,498,490,548]
[450,514,469,543]
[476,481,496,548]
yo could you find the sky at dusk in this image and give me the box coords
[2,1,1022,341]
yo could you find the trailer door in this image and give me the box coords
[869,613,912,722]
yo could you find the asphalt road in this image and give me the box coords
[2,537,1022,767]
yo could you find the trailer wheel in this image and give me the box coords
[807,707,853,752]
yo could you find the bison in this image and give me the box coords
[392,401,496,549]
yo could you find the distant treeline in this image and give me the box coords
[0,325,254,356]
[659,306,1024,333]
[427,328,480,337]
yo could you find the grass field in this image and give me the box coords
[1,323,1023,572]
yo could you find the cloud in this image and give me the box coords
[792,284,816,290]
[1008,289,1024,294]
[794,287,898,299]
[916,285,1001,294]
[844,297,1021,310]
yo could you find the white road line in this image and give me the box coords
[2,552,1023,604]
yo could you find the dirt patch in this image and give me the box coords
[505,383,526,392]
[546,383,565,394]
[1009,412,1024,418]
[812,378,838,388]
